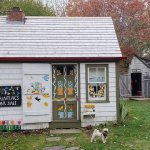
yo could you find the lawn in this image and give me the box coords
[0,100,150,150]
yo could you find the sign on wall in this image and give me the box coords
[0,86,21,107]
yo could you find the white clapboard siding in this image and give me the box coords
[21,123,49,130]
[0,64,22,121]
[129,56,150,75]
[0,17,121,58]
[80,63,117,127]
[81,116,117,126]
[22,63,52,124]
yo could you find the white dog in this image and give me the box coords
[91,128,109,143]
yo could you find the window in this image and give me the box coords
[52,65,78,100]
[86,65,108,102]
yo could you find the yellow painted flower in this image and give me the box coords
[58,105,64,111]
[33,91,39,94]
[44,102,48,107]
[26,95,32,100]
[43,93,50,98]
[27,101,32,108]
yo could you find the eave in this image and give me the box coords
[0,57,126,63]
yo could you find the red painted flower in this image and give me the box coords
[2,120,5,125]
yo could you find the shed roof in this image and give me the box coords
[0,16,122,62]
[135,55,150,68]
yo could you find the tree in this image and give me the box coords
[0,0,55,16]
[66,0,150,73]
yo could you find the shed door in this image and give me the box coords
[143,75,150,98]
[23,63,51,124]
[52,65,78,121]
[131,73,142,96]
[119,74,131,97]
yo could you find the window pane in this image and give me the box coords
[89,68,97,82]
[88,83,106,101]
[56,66,64,75]
[97,68,105,82]
[57,105,65,119]
[89,67,106,83]
[67,65,75,75]
[67,104,75,119]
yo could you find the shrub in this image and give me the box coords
[119,102,129,122]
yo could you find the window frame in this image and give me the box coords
[86,64,109,103]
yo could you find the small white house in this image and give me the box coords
[0,8,122,130]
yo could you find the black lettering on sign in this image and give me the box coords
[0,86,21,107]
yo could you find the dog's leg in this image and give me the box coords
[91,134,95,142]
[102,135,106,143]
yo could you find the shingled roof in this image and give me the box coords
[0,16,122,62]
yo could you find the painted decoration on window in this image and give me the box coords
[24,74,50,110]
[53,65,77,121]
[67,104,74,119]
[88,84,106,100]
[52,65,77,100]
[0,86,21,107]
[57,81,64,96]
[68,81,74,95]
[57,104,75,119]
[57,105,65,119]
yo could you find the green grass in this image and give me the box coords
[0,100,150,150]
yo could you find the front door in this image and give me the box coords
[51,64,79,128]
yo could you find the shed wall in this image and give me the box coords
[0,63,49,130]
[129,57,150,75]
[80,62,117,127]
[0,62,117,129]
[0,64,22,121]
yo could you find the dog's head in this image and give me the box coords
[103,128,109,132]
[102,128,109,138]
